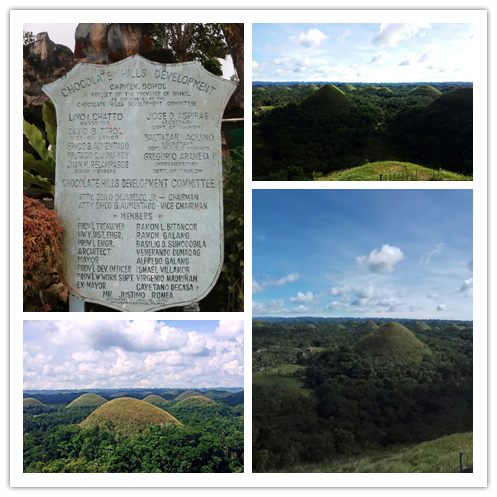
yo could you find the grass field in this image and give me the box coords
[252,373,311,395]
[278,432,473,473]
[316,161,472,181]
[267,364,306,376]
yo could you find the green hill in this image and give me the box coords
[175,390,204,401]
[376,321,386,327]
[143,395,167,405]
[343,84,356,92]
[67,393,108,408]
[317,161,472,181]
[301,84,352,114]
[280,432,472,473]
[177,395,215,407]
[80,398,181,438]
[23,398,43,407]
[410,321,431,333]
[408,85,442,96]
[444,323,462,333]
[354,321,431,364]
[308,84,319,91]
[360,320,379,333]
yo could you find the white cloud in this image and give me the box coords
[356,282,378,299]
[297,55,312,67]
[356,244,404,273]
[326,301,348,311]
[420,243,445,264]
[368,50,391,65]
[252,60,259,70]
[337,28,350,44]
[253,273,300,294]
[418,48,434,63]
[399,52,417,66]
[457,278,473,297]
[372,23,432,47]
[290,28,329,48]
[214,320,244,341]
[274,57,291,65]
[330,285,353,298]
[252,299,286,315]
[289,291,319,305]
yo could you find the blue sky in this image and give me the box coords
[23,320,244,390]
[253,190,473,320]
[252,23,473,82]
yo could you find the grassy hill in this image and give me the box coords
[80,397,181,438]
[317,161,472,181]
[175,390,204,401]
[354,321,432,364]
[279,432,473,473]
[67,393,108,408]
[360,320,379,333]
[410,321,431,333]
[408,84,442,96]
[143,394,167,405]
[301,84,352,114]
[176,395,215,407]
[23,398,43,407]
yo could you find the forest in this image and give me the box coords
[23,387,244,473]
[252,318,473,472]
[252,82,473,181]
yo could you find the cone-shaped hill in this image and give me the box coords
[343,84,356,92]
[376,321,386,327]
[408,85,442,97]
[80,398,181,438]
[354,321,431,364]
[410,321,431,333]
[428,88,472,114]
[177,395,215,407]
[359,320,379,333]
[67,393,108,408]
[301,84,353,115]
[443,323,462,333]
[23,398,43,407]
[176,390,204,401]
[308,83,319,91]
[143,395,167,404]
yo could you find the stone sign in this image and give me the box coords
[43,55,237,311]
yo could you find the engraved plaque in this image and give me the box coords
[43,56,236,311]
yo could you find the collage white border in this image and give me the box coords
[9,2,489,492]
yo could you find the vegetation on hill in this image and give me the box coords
[67,393,108,408]
[317,161,472,182]
[80,398,181,438]
[408,84,442,96]
[252,81,472,181]
[176,396,215,407]
[143,395,167,405]
[23,389,244,473]
[354,321,432,363]
[280,432,473,473]
[252,319,472,472]
[175,390,204,401]
[23,398,43,407]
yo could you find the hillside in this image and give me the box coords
[176,390,204,401]
[410,321,431,333]
[279,432,473,473]
[67,393,108,408]
[177,395,215,407]
[354,321,432,364]
[80,397,181,438]
[408,84,442,96]
[301,84,352,114]
[317,161,472,181]
[360,320,379,333]
[143,394,167,404]
[23,398,43,407]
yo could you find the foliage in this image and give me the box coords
[145,23,229,66]
[252,319,473,472]
[216,149,244,312]
[23,31,35,45]
[252,82,473,180]
[23,101,57,196]
[23,396,244,473]
[23,196,65,311]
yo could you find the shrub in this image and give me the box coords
[23,196,65,311]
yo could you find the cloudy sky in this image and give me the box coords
[252,23,473,82]
[253,190,473,320]
[23,23,235,78]
[23,320,244,390]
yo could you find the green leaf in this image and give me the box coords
[23,170,53,194]
[23,118,50,162]
[23,152,56,181]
